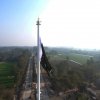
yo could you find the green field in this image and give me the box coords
[68,53,93,64]
[0,62,15,88]
[49,53,93,64]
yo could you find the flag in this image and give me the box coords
[39,38,42,60]
[40,42,53,76]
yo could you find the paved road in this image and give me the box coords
[40,74,49,100]
[22,56,33,100]
[34,60,52,100]
[39,68,56,100]
[70,60,82,65]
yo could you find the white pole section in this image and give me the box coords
[36,18,41,100]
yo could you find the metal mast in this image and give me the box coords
[36,18,41,100]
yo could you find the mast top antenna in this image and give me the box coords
[36,18,41,25]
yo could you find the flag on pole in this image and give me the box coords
[36,18,41,100]
[40,41,53,76]
[38,38,42,60]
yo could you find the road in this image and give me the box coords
[70,60,82,65]
[40,73,50,100]
[39,68,56,100]
[21,56,34,100]
[34,56,49,100]
[34,57,55,100]
[20,55,55,100]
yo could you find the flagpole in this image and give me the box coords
[36,18,41,100]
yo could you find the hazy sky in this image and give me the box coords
[1,0,100,49]
[0,0,48,46]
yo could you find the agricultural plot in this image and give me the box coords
[0,62,15,88]
[68,53,93,64]
[49,53,93,65]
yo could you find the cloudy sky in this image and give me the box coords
[0,0,100,49]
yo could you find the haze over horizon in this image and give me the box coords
[1,0,100,50]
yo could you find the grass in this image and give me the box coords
[68,53,93,64]
[49,53,92,64]
[0,62,15,88]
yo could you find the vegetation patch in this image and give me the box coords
[68,53,93,64]
[49,53,92,64]
[0,62,15,88]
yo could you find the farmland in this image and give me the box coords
[49,53,92,64]
[0,62,15,88]
[68,53,93,64]
[0,47,31,100]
